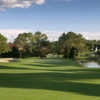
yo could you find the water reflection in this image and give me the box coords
[84,62,100,68]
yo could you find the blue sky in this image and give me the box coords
[0,0,100,41]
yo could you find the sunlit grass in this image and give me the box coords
[0,58,100,100]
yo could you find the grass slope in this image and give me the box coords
[0,58,100,100]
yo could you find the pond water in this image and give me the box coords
[83,62,100,68]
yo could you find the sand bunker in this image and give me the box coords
[0,58,18,63]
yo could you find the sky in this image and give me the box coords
[0,0,100,42]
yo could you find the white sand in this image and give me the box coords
[0,58,17,63]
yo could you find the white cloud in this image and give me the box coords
[0,0,45,10]
[0,29,31,42]
[35,0,45,5]
[0,29,62,42]
[42,31,100,41]
[0,0,74,11]
[0,29,100,42]
[43,30,63,41]
[81,32,100,40]
[44,31,100,41]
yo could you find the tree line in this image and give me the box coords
[0,31,100,59]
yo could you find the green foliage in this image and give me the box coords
[0,33,9,55]
[14,32,49,58]
[96,49,100,56]
[86,40,97,51]
[96,40,100,50]
[1,31,98,59]
[58,32,87,59]
[49,41,59,54]
[14,32,35,58]
[33,32,49,57]
[11,46,19,58]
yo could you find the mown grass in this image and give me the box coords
[0,58,100,100]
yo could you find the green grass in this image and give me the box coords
[0,58,100,100]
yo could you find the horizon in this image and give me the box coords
[0,30,100,42]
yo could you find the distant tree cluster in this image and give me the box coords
[0,34,9,55]
[14,32,49,58]
[0,31,100,59]
[58,32,87,59]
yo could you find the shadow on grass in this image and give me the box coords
[0,58,100,97]
[0,65,32,70]
[31,68,100,73]
[0,72,100,97]
[25,59,82,67]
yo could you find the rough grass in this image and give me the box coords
[0,58,100,100]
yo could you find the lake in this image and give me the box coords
[83,62,100,68]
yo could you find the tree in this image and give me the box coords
[33,32,49,57]
[86,40,97,52]
[58,32,87,59]
[0,33,9,55]
[49,41,59,54]
[14,32,34,58]
[14,32,49,58]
